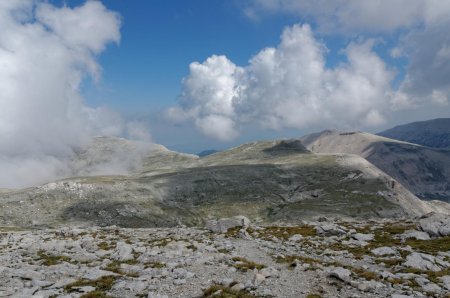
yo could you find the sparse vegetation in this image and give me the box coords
[37,250,73,266]
[64,275,118,294]
[254,226,317,240]
[103,259,140,277]
[231,257,266,272]
[97,241,116,250]
[202,284,255,298]
[405,236,450,255]
[144,261,166,269]
[306,294,322,298]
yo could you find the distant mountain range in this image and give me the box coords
[301,130,450,201]
[0,137,437,229]
[197,149,220,157]
[378,118,450,148]
[1,118,450,229]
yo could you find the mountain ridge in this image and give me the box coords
[378,118,450,148]
[301,130,450,201]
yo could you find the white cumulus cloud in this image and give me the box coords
[244,0,450,111]
[169,24,396,141]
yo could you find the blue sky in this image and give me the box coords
[47,1,450,152]
[81,1,295,110]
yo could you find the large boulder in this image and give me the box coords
[112,242,134,261]
[328,267,351,282]
[371,247,397,256]
[419,213,450,237]
[399,230,430,241]
[315,223,347,236]
[205,216,250,233]
[404,253,442,272]
[352,233,374,242]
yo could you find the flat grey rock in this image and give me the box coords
[419,213,450,237]
[371,246,397,256]
[404,252,441,271]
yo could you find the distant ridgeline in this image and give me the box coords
[378,118,450,149]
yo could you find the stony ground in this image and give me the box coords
[1,215,450,298]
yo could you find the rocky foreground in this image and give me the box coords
[1,214,450,298]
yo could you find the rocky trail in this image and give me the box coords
[2,214,450,298]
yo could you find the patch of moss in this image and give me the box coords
[97,241,116,251]
[374,258,404,268]
[103,259,140,277]
[64,275,118,293]
[147,238,172,247]
[186,244,198,251]
[218,248,231,254]
[275,255,318,268]
[202,284,255,298]
[402,268,450,285]
[231,257,266,272]
[224,226,242,238]
[352,268,381,281]
[80,291,112,298]
[37,250,73,266]
[144,261,166,269]
[252,226,316,241]
[326,222,414,259]
[306,295,322,298]
[405,236,450,255]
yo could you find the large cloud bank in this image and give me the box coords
[169,1,450,141]
[244,0,450,33]
[169,24,398,141]
[0,1,146,188]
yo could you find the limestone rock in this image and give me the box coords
[328,267,351,282]
[371,246,397,256]
[399,230,430,240]
[352,233,374,242]
[315,223,347,236]
[404,252,441,272]
[112,242,134,261]
[205,216,250,233]
[419,213,450,237]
